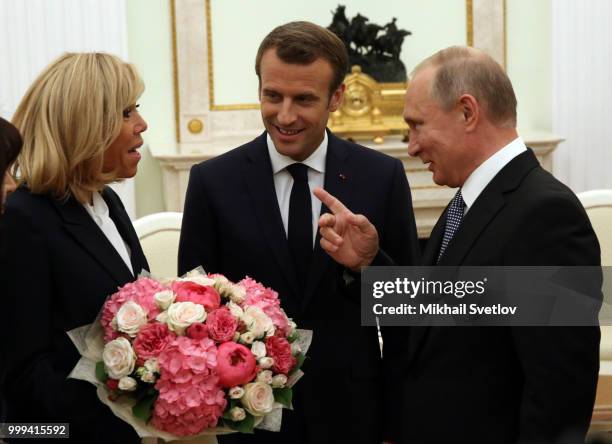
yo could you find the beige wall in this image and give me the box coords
[127,0,552,217]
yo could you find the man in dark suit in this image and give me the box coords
[178,21,419,444]
[315,46,601,444]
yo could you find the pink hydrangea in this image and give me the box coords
[101,278,166,341]
[151,373,226,436]
[158,336,218,382]
[240,277,290,335]
[151,336,225,436]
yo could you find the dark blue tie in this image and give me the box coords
[437,189,465,263]
[286,163,313,288]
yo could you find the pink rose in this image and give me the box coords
[173,281,221,312]
[206,307,238,342]
[216,342,257,388]
[133,323,174,363]
[186,323,208,339]
[265,336,297,375]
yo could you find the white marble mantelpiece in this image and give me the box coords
[155,132,562,238]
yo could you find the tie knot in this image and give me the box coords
[287,163,309,182]
[451,189,465,210]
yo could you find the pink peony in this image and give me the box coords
[133,323,174,363]
[216,342,257,388]
[265,336,297,375]
[173,281,221,312]
[206,307,238,342]
[152,373,226,436]
[101,278,166,341]
[186,323,208,340]
[240,277,290,334]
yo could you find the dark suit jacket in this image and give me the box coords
[1,186,148,444]
[178,130,419,444]
[394,150,601,444]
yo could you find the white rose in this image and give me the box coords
[144,358,159,374]
[115,301,148,337]
[229,406,246,422]
[180,275,216,287]
[167,301,206,335]
[271,374,287,388]
[103,337,136,380]
[227,301,244,319]
[251,341,267,358]
[258,357,274,369]
[233,331,241,342]
[240,331,255,344]
[118,376,138,391]
[228,284,246,304]
[256,369,273,384]
[141,371,156,383]
[241,382,275,417]
[243,306,275,338]
[154,290,175,310]
[156,311,169,323]
[288,320,297,335]
[229,386,245,399]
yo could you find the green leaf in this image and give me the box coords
[273,387,292,408]
[287,331,299,343]
[289,353,306,376]
[223,413,255,434]
[132,391,158,422]
[95,361,108,382]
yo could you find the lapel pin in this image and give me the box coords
[339,173,347,180]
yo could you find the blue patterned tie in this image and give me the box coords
[437,189,465,263]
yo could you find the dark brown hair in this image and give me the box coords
[0,117,22,183]
[255,21,349,96]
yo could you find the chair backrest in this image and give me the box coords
[578,190,612,267]
[577,190,612,368]
[133,212,183,279]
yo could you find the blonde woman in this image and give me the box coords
[2,53,148,443]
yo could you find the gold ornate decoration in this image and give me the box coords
[328,66,407,144]
[170,0,181,142]
[187,118,204,134]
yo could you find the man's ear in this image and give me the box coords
[329,84,346,112]
[459,94,479,131]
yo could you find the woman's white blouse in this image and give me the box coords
[83,191,133,275]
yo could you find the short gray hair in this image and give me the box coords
[412,46,517,128]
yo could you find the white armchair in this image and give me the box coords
[578,190,612,375]
[133,212,183,279]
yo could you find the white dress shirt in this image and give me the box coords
[461,137,527,214]
[267,132,327,246]
[83,191,134,275]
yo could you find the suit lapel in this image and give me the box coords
[52,194,135,286]
[244,133,300,297]
[301,131,353,312]
[410,149,541,362]
[102,187,149,276]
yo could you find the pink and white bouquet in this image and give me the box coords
[68,269,310,441]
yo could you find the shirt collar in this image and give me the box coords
[84,190,109,218]
[267,131,327,174]
[461,137,527,211]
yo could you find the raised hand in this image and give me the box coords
[313,187,379,271]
